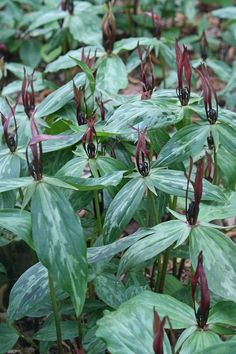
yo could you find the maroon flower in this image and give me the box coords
[61,0,74,15]
[200,31,208,61]
[73,81,86,126]
[194,63,218,124]
[137,43,155,100]
[185,158,204,226]
[132,126,150,176]
[153,308,165,354]
[145,12,162,39]
[102,3,116,54]
[175,42,192,106]
[95,93,110,121]
[191,251,210,328]
[81,47,97,71]
[26,118,64,180]
[82,114,98,159]
[22,68,36,119]
[1,99,18,153]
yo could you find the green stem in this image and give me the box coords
[149,191,162,291]
[48,274,63,354]
[173,257,177,277]
[150,191,159,225]
[154,255,162,292]
[160,54,166,89]
[158,247,171,293]
[93,190,102,236]
[77,315,83,349]
[213,147,219,185]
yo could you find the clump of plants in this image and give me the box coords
[0,1,236,353]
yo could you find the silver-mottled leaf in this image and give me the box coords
[103,177,146,244]
[190,226,236,302]
[31,182,87,316]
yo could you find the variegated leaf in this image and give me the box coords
[190,226,236,302]
[31,182,87,316]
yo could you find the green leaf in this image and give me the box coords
[208,301,236,327]
[179,329,221,354]
[96,291,195,354]
[148,168,225,201]
[217,122,236,156]
[94,273,126,309]
[205,59,231,82]
[96,156,128,174]
[31,182,87,316]
[0,153,21,178]
[35,73,86,118]
[103,177,146,244]
[56,157,87,178]
[113,37,156,54]
[199,191,236,222]
[19,38,41,68]
[212,6,236,19]
[0,177,33,193]
[7,262,66,322]
[34,320,78,341]
[104,100,181,134]
[88,228,153,264]
[156,124,210,166]
[96,55,128,94]
[190,226,236,302]
[69,12,102,45]
[61,171,124,191]
[118,220,191,275]
[0,209,32,247]
[70,56,95,94]
[42,132,82,153]
[196,341,236,354]
[0,323,19,354]
[43,176,78,190]
[27,10,66,31]
[45,47,103,73]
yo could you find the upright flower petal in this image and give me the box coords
[186,158,204,225]
[175,42,192,106]
[194,63,218,124]
[0,99,18,152]
[190,251,210,328]
[153,308,165,354]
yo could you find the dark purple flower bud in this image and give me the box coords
[1,99,18,153]
[81,47,97,71]
[82,114,98,159]
[61,0,74,15]
[175,42,192,106]
[26,118,64,180]
[73,81,86,126]
[207,132,215,150]
[131,126,150,176]
[194,64,218,124]
[186,158,204,226]
[205,152,214,182]
[22,68,35,119]
[145,12,162,40]
[200,31,208,61]
[137,43,155,100]
[153,308,165,354]
[191,251,210,328]
[102,3,116,54]
[95,93,110,121]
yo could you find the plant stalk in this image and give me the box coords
[93,190,102,237]
[158,247,171,293]
[48,273,63,354]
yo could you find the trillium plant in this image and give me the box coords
[0,1,236,354]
